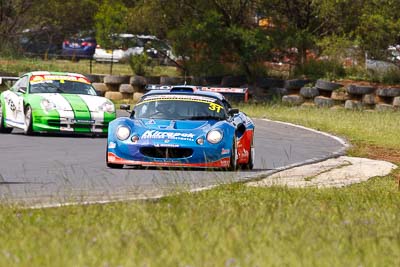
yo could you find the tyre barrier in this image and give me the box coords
[362,94,376,105]
[347,85,375,95]
[344,100,363,110]
[314,96,334,108]
[89,75,400,110]
[284,79,311,90]
[315,79,342,91]
[300,87,319,99]
[376,88,400,97]
[104,75,130,85]
[119,84,135,94]
[282,95,305,105]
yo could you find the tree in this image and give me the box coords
[94,0,128,73]
[127,0,272,79]
[0,0,35,51]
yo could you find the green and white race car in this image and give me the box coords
[0,71,116,135]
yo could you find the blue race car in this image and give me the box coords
[106,85,255,170]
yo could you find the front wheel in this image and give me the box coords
[0,103,13,133]
[24,106,34,135]
[227,137,238,171]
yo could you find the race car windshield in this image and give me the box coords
[133,99,227,120]
[29,80,97,95]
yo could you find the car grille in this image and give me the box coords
[47,119,108,129]
[140,147,193,158]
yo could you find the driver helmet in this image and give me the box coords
[156,101,175,114]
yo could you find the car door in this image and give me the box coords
[4,75,28,129]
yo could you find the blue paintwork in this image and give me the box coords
[106,87,255,168]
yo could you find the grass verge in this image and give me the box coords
[0,105,399,266]
[0,57,179,77]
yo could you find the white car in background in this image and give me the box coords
[93,34,174,63]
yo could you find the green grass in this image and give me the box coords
[241,104,400,150]
[1,179,399,266]
[1,101,400,266]
[0,57,179,76]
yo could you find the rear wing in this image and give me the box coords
[0,76,18,86]
[200,86,249,102]
[145,84,249,102]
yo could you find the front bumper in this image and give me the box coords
[107,141,232,168]
[32,111,115,133]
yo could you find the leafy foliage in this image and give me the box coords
[2,0,400,78]
[128,53,151,76]
[94,0,128,49]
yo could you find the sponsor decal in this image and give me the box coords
[221,148,230,155]
[141,130,195,141]
[7,99,16,112]
[108,142,116,149]
[137,95,224,108]
[71,119,95,124]
[30,75,90,84]
[146,119,156,125]
[154,144,180,148]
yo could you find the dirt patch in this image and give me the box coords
[354,145,400,164]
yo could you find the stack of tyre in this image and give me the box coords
[92,75,148,102]
[281,79,311,105]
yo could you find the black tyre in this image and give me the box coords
[221,75,247,87]
[282,95,305,105]
[104,75,130,85]
[227,137,238,171]
[129,75,147,87]
[314,96,334,108]
[242,145,254,170]
[24,106,34,135]
[300,87,319,99]
[284,79,311,90]
[376,88,400,97]
[346,85,375,95]
[255,77,284,89]
[0,103,13,134]
[315,79,342,91]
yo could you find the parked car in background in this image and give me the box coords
[61,34,97,60]
[19,28,62,57]
[94,34,175,64]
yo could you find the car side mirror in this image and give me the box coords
[228,108,239,116]
[120,104,131,111]
[95,89,102,96]
[18,87,26,94]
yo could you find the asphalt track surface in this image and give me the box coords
[0,116,347,207]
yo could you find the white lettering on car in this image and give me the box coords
[142,130,195,141]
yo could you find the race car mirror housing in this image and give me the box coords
[18,87,27,94]
[120,104,131,110]
[228,108,239,116]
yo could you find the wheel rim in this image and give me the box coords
[25,107,31,129]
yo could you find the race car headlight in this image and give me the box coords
[116,126,131,141]
[99,100,115,113]
[41,99,56,112]
[207,129,223,144]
